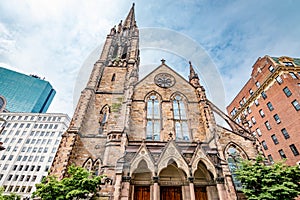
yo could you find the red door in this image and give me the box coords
[160,186,182,200]
[134,186,150,200]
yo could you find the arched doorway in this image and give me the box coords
[132,160,152,200]
[159,161,187,200]
[194,161,216,200]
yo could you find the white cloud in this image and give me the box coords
[0,0,299,117]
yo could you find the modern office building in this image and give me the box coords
[50,5,259,200]
[227,55,300,166]
[0,67,56,113]
[0,112,70,199]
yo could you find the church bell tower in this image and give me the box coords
[50,3,140,180]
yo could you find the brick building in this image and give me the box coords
[227,55,300,166]
[51,4,259,200]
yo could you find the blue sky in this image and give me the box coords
[0,0,299,117]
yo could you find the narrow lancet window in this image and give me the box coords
[173,95,189,140]
[227,146,243,191]
[111,73,116,82]
[99,105,110,134]
[146,94,161,140]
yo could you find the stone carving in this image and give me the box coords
[154,73,175,88]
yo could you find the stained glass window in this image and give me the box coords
[173,95,189,140]
[146,94,161,140]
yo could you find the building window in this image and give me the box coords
[292,100,300,111]
[7,175,13,181]
[254,99,259,106]
[8,155,13,161]
[247,106,252,114]
[251,116,256,124]
[239,100,243,106]
[146,94,161,140]
[283,62,294,66]
[290,144,299,156]
[256,128,262,137]
[259,109,265,117]
[267,102,274,111]
[3,164,8,170]
[173,94,190,140]
[281,128,290,139]
[273,114,281,124]
[1,155,6,160]
[268,65,274,72]
[255,81,260,88]
[262,141,268,150]
[265,121,271,130]
[278,149,286,159]
[111,73,116,82]
[271,134,279,145]
[261,91,267,99]
[290,72,298,79]
[98,105,110,134]
[249,89,253,95]
[283,87,292,97]
[226,146,243,191]
[276,76,283,84]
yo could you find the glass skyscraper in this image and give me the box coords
[0,67,56,113]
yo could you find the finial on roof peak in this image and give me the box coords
[161,59,166,64]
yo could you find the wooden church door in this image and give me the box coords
[195,187,208,200]
[160,186,182,200]
[134,186,150,200]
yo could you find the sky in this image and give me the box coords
[0,0,299,117]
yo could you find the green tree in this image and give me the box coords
[0,187,21,200]
[32,165,104,200]
[235,156,300,200]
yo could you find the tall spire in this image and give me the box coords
[188,61,199,81]
[123,3,136,28]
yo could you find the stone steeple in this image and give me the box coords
[188,61,200,88]
[123,3,136,29]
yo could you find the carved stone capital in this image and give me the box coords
[215,176,225,184]
[152,176,159,183]
[122,176,131,182]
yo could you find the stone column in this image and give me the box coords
[216,177,227,200]
[153,176,159,200]
[120,176,131,200]
[113,174,122,200]
[188,177,195,200]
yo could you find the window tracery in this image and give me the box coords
[226,145,245,191]
[146,93,161,140]
[172,94,190,140]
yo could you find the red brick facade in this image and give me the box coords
[227,55,300,166]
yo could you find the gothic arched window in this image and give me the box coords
[99,105,110,134]
[112,44,119,59]
[146,94,161,140]
[172,94,189,140]
[83,158,93,172]
[226,145,244,191]
[92,159,101,176]
[121,45,128,59]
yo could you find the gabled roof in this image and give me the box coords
[135,61,193,89]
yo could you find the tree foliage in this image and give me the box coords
[32,165,104,200]
[235,156,300,200]
[0,187,21,200]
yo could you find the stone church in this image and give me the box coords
[50,4,260,200]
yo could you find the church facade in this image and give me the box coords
[50,4,260,200]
